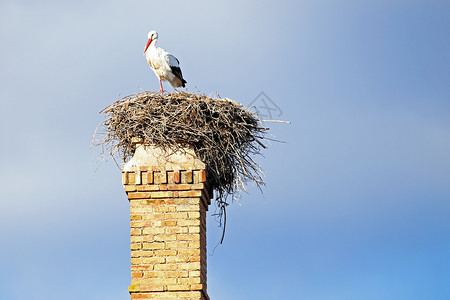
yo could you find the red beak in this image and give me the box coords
[144,38,152,53]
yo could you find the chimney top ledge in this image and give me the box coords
[123,143,205,172]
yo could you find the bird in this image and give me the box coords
[144,30,186,94]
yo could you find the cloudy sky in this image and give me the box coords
[1,0,449,299]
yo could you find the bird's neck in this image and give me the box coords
[145,41,157,58]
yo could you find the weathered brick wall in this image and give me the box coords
[122,160,211,299]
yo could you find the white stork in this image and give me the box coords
[144,30,186,94]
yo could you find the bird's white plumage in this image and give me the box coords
[144,30,186,93]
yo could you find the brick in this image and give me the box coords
[188,227,200,234]
[176,205,200,212]
[189,256,201,262]
[179,190,202,197]
[154,263,178,271]
[154,234,177,242]
[154,171,167,184]
[188,212,200,219]
[154,249,177,256]
[154,206,176,213]
[167,284,190,291]
[147,171,154,184]
[141,257,165,264]
[137,250,157,257]
[141,172,148,185]
[161,220,177,226]
[165,212,188,219]
[142,271,159,278]
[128,284,140,292]
[131,250,145,258]
[160,171,168,184]
[190,183,205,190]
[132,272,143,278]
[190,284,204,291]
[131,258,141,265]
[167,184,192,191]
[131,250,143,258]
[131,243,141,250]
[128,192,152,199]
[122,172,128,185]
[125,185,137,192]
[178,262,201,270]
[181,171,193,183]
[166,256,190,264]
[177,220,200,227]
[151,191,173,198]
[173,171,181,183]
[178,249,200,256]
[199,170,207,182]
[159,184,168,190]
[136,185,160,192]
[189,271,201,277]
[145,199,165,205]
[131,236,146,243]
[130,229,142,236]
[130,290,202,299]
[147,213,165,220]
[142,242,165,250]
[166,171,174,184]
[189,241,201,249]
[128,172,136,184]
[164,270,189,278]
[130,200,152,208]
[178,277,201,285]
[165,241,189,250]
[131,292,196,299]
[159,278,179,286]
[139,285,165,292]
[131,265,155,271]
[142,227,165,235]
[171,198,200,205]
[130,215,143,220]
[177,234,200,241]
[130,221,144,228]
[165,227,188,234]
[140,278,177,286]
[152,221,162,227]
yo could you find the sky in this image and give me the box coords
[1,0,449,299]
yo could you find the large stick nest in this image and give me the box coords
[95,91,268,209]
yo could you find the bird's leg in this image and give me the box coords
[159,79,164,94]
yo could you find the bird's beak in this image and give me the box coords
[144,38,152,54]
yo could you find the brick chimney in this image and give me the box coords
[122,138,211,300]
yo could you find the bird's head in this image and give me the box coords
[144,30,158,53]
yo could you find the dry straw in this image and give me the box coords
[94,91,269,221]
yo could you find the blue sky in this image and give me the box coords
[1,0,449,299]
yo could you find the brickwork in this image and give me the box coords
[122,143,211,300]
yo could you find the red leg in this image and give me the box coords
[159,79,163,94]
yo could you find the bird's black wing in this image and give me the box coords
[167,54,186,86]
